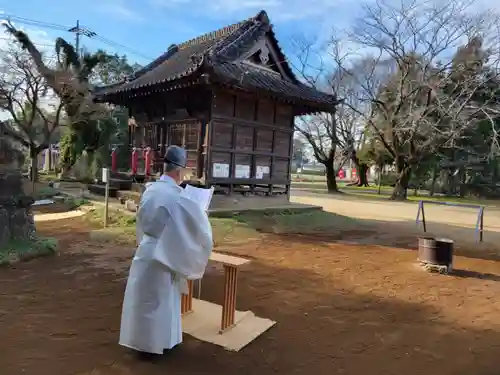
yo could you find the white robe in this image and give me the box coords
[119,177,213,354]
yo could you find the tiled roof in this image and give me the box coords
[211,62,334,109]
[93,10,336,110]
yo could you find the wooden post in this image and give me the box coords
[480,207,484,242]
[220,265,239,333]
[181,280,194,315]
[416,200,427,232]
[421,201,427,232]
[102,168,110,228]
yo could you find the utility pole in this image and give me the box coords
[75,20,80,54]
[68,20,96,57]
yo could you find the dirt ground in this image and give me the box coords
[2,213,500,375]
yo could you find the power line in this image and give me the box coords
[1,14,70,32]
[68,20,96,55]
[92,35,153,60]
[0,36,54,48]
[1,14,153,61]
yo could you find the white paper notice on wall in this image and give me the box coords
[212,163,230,178]
[255,166,265,179]
[235,164,250,178]
[256,165,270,179]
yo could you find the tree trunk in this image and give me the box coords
[356,163,369,187]
[43,147,52,172]
[459,167,466,197]
[325,163,339,193]
[428,167,438,197]
[390,164,411,201]
[377,165,382,195]
[347,155,369,187]
[30,148,38,183]
[48,146,52,172]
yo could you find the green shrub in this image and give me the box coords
[293,169,325,176]
[34,186,58,200]
[380,173,398,187]
[0,237,58,266]
[64,197,90,210]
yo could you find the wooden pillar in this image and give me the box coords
[269,130,276,195]
[198,121,207,179]
[220,265,239,332]
[286,115,295,200]
[230,124,237,195]
[181,280,194,315]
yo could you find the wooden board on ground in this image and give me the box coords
[182,299,276,352]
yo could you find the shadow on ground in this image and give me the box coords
[231,208,500,266]
[2,219,500,375]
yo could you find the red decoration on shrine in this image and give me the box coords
[131,148,138,175]
[111,147,117,173]
[145,148,152,176]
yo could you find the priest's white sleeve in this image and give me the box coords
[152,195,213,280]
[136,187,169,240]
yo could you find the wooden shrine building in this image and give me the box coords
[93,10,336,197]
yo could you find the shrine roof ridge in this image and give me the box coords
[92,10,337,111]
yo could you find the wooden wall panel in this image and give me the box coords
[213,91,235,117]
[274,158,290,180]
[185,124,199,149]
[170,124,184,146]
[256,99,275,125]
[186,151,198,168]
[207,92,294,192]
[275,103,293,128]
[255,129,273,152]
[274,131,290,156]
[236,95,256,121]
[235,125,254,151]
[211,152,231,164]
[212,121,233,148]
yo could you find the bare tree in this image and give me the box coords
[329,57,386,187]
[291,37,357,192]
[291,35,383,190]
[327,0,500,200]
[0,45,64,180]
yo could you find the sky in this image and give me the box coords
[0,0,361,66]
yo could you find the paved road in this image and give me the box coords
[290,191,500,244]
[34,210,86,222]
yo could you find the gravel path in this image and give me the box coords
[291,191,500,245]
[34,210,86,223]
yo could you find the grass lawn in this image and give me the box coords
[292,179,499,207]
[84,206,360,247]
[293,180,394,193]
[345,190,492,206]
[0,237,58,266]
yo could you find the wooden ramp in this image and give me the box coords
[182,299,276,352]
